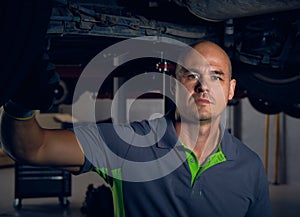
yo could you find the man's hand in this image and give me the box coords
[11,49,60,111]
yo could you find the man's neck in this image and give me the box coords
[175,118,221,165]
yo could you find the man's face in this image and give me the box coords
[176,43,236,123]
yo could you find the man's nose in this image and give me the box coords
[194,80,208,93]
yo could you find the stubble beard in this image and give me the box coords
[177,100,214,125]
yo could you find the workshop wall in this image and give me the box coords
[240,98,300,185]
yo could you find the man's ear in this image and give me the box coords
[228,79,236,100]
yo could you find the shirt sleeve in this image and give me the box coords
[245,165,274,217]
[71,156,93,175]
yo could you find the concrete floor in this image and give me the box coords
[0,167,103,217]
[1,167,300,217]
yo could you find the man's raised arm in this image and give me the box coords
[1,109,84,172]
[0,48,85,172]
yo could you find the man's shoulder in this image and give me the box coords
[224,131,263,165]
[130,116,172,133]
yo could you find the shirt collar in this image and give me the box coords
[156,116,238,161]
[156,116,180,149]
[220,130,238,161]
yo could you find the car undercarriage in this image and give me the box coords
[1,0,300,117]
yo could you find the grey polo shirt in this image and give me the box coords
[75,116,273,217]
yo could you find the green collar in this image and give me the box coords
[183,144,227,186]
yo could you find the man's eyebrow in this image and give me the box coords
[210,70,225,76]
[185,68,201,74]
[183,68,226,77]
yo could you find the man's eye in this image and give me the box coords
[211,75,221,81]
[186,73,199,80]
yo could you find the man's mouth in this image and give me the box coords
[194,98,211,104]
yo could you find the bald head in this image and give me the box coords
[176,41,232,79]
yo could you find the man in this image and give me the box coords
[1,41,273,217]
